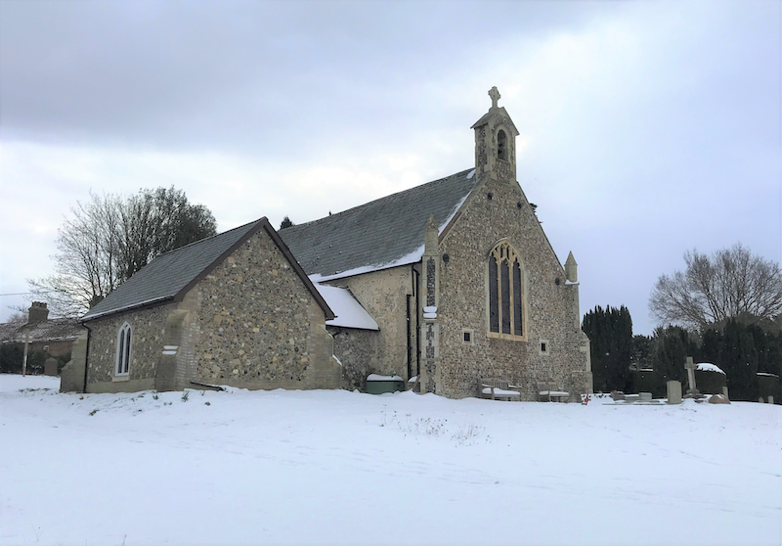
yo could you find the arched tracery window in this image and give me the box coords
[115,322,132,376]
[488,241,524,339]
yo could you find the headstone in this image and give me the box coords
[60,333,88,392]
[722,386,729,399]
[44,357,58,377]
[769,396,775,404]
[684,356,700,396]
[639,392,652,402]
[666,380,682,404]
[709,393,730,404]
[759,397,765,403]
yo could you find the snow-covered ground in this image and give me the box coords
[1,374,780,546]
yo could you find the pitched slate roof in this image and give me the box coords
[280,168,482,279]
[82,218,334,322]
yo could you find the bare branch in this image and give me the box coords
[27,187,217,318]
[650,243,782,330]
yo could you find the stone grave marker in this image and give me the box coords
[684,356,700,397]
[666,380,682,404]
[44,357,58,377]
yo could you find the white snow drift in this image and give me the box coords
[1,374,779,546]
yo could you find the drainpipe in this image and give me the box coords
[412,266,421,377]
[82,323,92,394]
[406,294,412,380]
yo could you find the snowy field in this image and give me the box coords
[1,374,780,546]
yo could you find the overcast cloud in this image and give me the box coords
[1,0,780,335]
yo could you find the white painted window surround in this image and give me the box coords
[115,322,132,376]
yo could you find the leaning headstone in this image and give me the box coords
[666,380,682,404]
[709,394,730,404]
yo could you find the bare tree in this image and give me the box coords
[650,243,782,330]
[29,187,216,317]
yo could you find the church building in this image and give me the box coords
[64,88,592,400]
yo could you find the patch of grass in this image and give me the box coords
[380,408,490,445]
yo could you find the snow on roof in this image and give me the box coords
[696,363,725,374]
[367,373,402,381]
[308,192,473,284]
[309,245,424,284]
[280,169,481,281]
[313,284,379,331]
[0,318,85,344]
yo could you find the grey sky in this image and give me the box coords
[1,0,780,335]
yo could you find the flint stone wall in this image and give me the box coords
[84,303,174,393]
[189,230,339,390]
[326,266,415,384]
[329,327,381,391]
[436,174,591,399]
[83,229,339,393]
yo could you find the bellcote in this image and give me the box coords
[471,86,520,181]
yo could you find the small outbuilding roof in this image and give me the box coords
[313,284,379,331]
[279,168,482,280]
[82,218,334,322]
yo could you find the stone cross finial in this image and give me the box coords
[489,86,501,109]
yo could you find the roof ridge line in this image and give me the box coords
[154,218,265,258]
[286,168,475,230]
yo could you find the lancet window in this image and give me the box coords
[115,322,132,376]
[497,129,507,161]
[488,241,524,339]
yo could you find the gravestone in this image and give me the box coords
[684,356,701,397]
[666,380,682,404]
[44,357,58,377]
[60,333,87,392]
